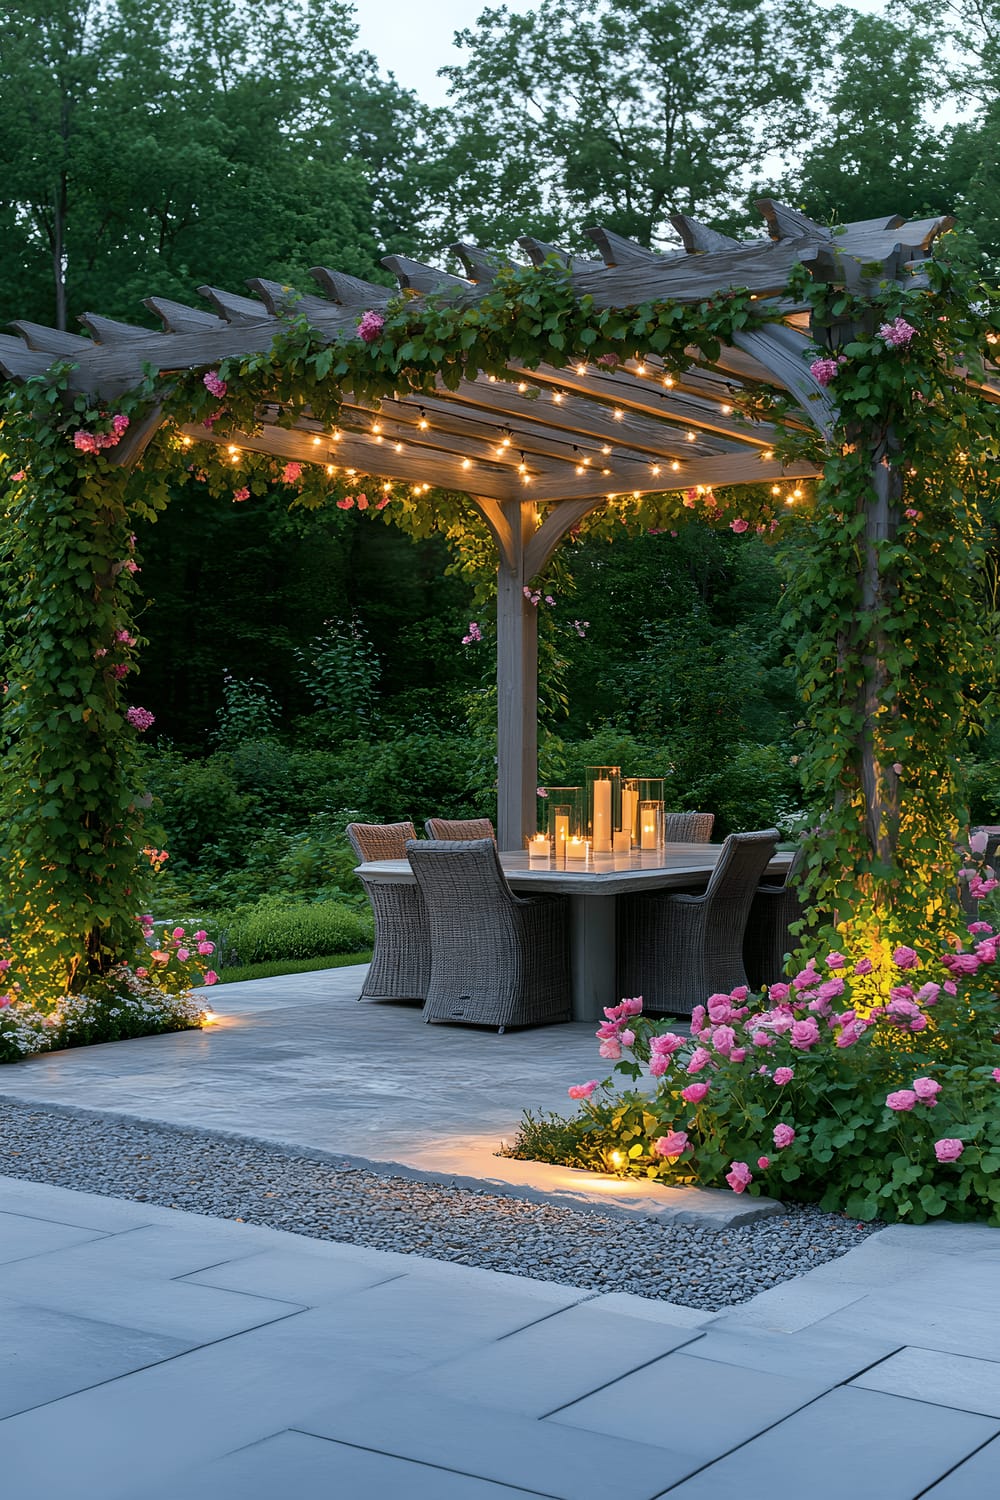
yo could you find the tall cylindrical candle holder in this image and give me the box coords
[621,777,639,847]
[635,778,666,850]
[587,765,621,854]
[544,788,583,860]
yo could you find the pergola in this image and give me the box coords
[0,199,954,848]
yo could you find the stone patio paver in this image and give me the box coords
[2,1176,1000,1499]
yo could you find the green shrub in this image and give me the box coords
[221,897,373,965]
[685,741,802,837]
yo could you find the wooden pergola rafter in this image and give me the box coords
[0,200,955,847]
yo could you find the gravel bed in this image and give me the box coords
[0,1098,881,1310]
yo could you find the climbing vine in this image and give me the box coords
[2,250,1000,1000]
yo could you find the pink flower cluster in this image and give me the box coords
[357,310,385,344]
[596,353,621,369]
[337,493,370,510]
[886,1076,942,1112]
[282,462,302,483]
[523,588,556,607]
[136,919,217,989]
[233,487,250,503]
[203,371,227,398]
[125,706,155,732]
[879,317,916,348]
[809,355,847,387]
[461,621,483,645]
[73,413,130,453]
[572,620,589,638]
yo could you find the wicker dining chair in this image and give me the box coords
[423,816,496,841]
[743,843,806,991]
[663,811,715,843]
[617,828,780,1015]
[406,838,570,1031]
[346,821,430,1003]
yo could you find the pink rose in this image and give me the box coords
[916,983,940,1005]
[175,947,190,962]
[992,1068,1000,1083]
[112,413,130,435]
[622,998,643,1016]
[886,1089,918,1111]
[941,953,981,976]
[730,518,749,533]
[809,356,841,387]
[203,371,227,398]
[598,1038,621,1060]
[357,309,385,343]
[620,1029,635,1048]
[854,958,874,976]
[772,1123,795,1149]
[730,1047,747,1063]
[934,1138,964,1163]
[282,462,302,483]
[789,1017,820,1050]
[654,1131,689,1158]
[892,946,919,970]
[773,1067,794,1086]
[711,1025,736,1056]
[681,1082,710,1103]
[568,1080,599,1100]
[826,952,847,968]
[651,1031,685,1054]
[725,1161,753,1193]
[768,983,790,1002]
[134,967,148,979]
[912,1077,941,1103]
[686,1047,712,1074]
[969,830,989,855]
[233,487,250,503]
[690,1005,707,1032]
[756,1156,771,1169]
[197,941,214,955]
[649,1054,670,1077]
[203,970,218,985]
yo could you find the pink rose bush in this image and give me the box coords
[529,916,1000,1224]
[0,927,215,1064]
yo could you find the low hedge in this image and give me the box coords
[220,898,373,966]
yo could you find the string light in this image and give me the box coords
[575,363,587,375]
[181,436,192,447]
[575,465,585,475]
[332,430,342,442]
[418,411,428,430]
[461,458,471,469]
[651,464,662,477]
[670,461,680,471]
[517,453,527,474]
[602,467,611,476]
[517,382,528,392]
[721,404,732,415]
[552,391,564,403]
[371,421,382,434]
[394,442,403,453]
[326,464,336,476]
[601,444,611,455]
[312,436,322,446]
[662,375,674,388]
[613,408,624,420]
[635,362,647,375]
[771,485,781,496]
[686,431,696,442]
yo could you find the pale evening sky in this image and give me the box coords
[353,0,888,108]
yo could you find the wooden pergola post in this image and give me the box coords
[495,500,538,851]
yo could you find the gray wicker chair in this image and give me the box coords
[424,817,496,841]
[743,844,806,991]
[406,839,570,1031]
[346,821,430,1003]
[663,811,715,843]
[617,828,780,1015]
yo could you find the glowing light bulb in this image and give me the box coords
[601,444,611,455]
[312,436,321,446]
[670,461,680,471]
[553,391,563,403]
[394,442,403,453]
[636,362,647,375]
[461,458,471,469]
[662,376,674,388]
[517,382,527,392]
[651,465,661,476]
[686,431,696,442]
[721,404,732,415]
[575,465,585,475]
[418,412,428,430]
[613,408,624,420]
[575,363,587,375]
[771,485,781,496]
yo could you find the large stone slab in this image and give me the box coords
[0,1208,109,1265]
[298,1389,697,1499]
[550,1346,827,1458]
[0,1303,189,1419]
[660,1386,1000,1499]
[921,1435,1000,1497]
[852,1346,1000,1418]
[133,1429,550,1500]
[409,1299,705,1417]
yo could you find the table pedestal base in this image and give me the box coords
[568,894,617,1023]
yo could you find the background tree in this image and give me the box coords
[435,0,833,251]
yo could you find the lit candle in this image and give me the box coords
[613,829,631,855]
[593,778,611,853]
[566,836,588,860]
[640,804,659,850]
[554,813,569,852]
[621,787,636,844]
[528,834,549,861]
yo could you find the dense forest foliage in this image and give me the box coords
[4,0,1000,929]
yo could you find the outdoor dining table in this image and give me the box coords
[355,842,793,1023]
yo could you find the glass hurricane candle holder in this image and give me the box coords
[544,787,583,859]
[587,765,621,854]
[634,778,666,849]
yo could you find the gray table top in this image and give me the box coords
[356,842,793,896]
